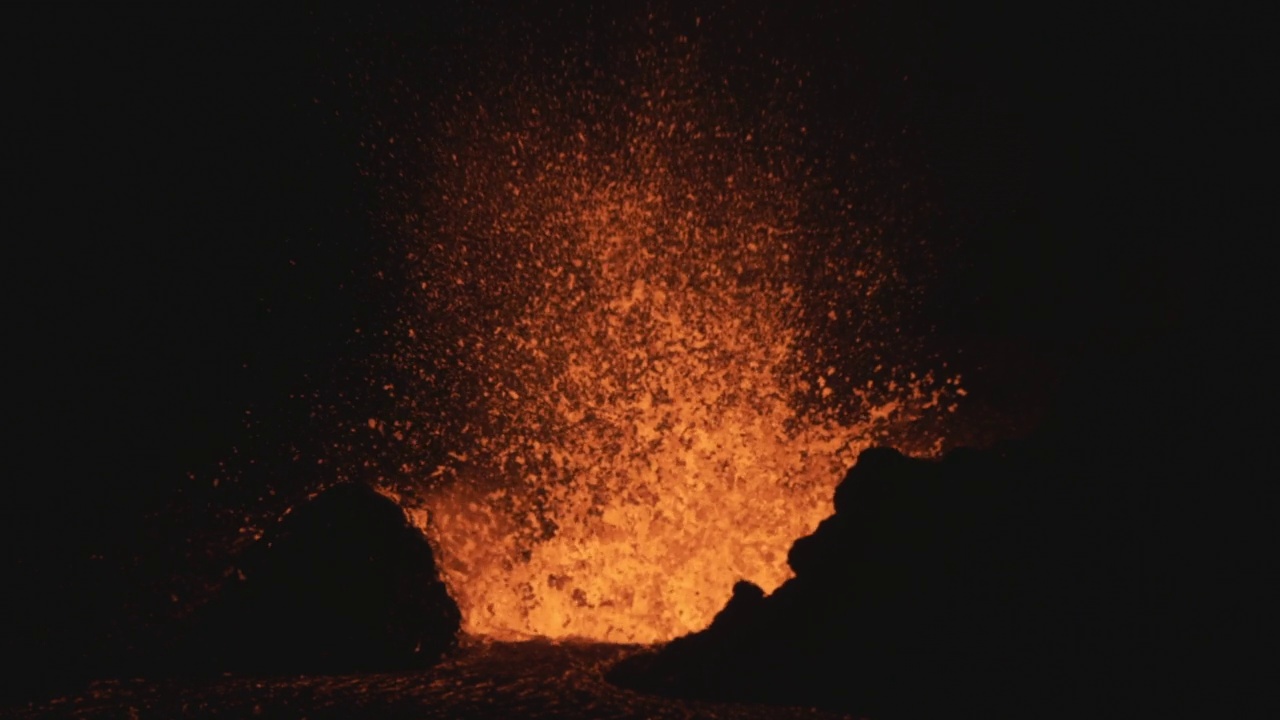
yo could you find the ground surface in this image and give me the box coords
[5,639,854,719]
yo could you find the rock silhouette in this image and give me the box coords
[609,445,1147,719]
[187,482,460,674]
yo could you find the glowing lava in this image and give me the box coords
[367,46,960,642]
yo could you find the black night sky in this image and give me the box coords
[4,1,1271,712]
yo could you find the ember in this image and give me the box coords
[366,44,960,642]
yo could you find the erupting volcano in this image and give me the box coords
[10,2,1247,717]
[361,44,963,643]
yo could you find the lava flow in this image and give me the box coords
[365,45,961,643]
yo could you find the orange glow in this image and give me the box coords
[370,49,959,642]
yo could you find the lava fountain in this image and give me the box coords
[366,45,961,643]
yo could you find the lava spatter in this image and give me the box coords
[365,41,961,643]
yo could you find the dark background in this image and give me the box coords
[3,0,1271,698]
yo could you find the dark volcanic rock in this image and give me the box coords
[610,445,1147,719]
[187,483,460,674]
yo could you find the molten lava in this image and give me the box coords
[367,47,960,643]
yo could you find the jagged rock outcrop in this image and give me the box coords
[610,445,1145,719]
[187,482,460,674]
